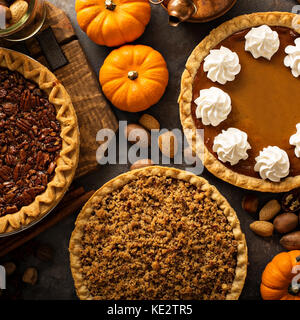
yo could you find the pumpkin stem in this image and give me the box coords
[288,283,300,296]
[287,256,300,296]
[128,71,139,80]
[105,0,116,10]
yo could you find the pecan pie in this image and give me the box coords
[179,12,300,192]
[69,166,247,300]
[0,48,79,234]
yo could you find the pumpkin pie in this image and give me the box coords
[69,166,247,300]
[179,12,300,192]
[0,48,79,235]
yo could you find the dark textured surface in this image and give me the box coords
[1,0,298,300]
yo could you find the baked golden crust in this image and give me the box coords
[179,12,300,193]
[0,48,79,234]
[69,166,247,300]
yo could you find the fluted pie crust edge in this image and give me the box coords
[0,48,79,234]
[69,166,248,300]
[179,12,300,193]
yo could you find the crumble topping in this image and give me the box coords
[79,175,238,300]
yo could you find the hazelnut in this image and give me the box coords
[184,146,197,164]
[242,194,258,214]
[130,159,154,171]
[22,267,38,285]
[124,124,150,149]
[3,262,16,276]
[158,131,178,159]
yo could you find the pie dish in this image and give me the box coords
[179,12,300,192]
[69,166,247,300]
[0,48,79,235]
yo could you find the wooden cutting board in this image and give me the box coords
[1,1,118,178]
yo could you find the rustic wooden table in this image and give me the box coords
[1,0,298,300]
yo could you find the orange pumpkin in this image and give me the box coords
[99,45,169,112]
[75,0,151,47]
[261,251,300,300]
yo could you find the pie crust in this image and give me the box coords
[0,48,79,234]
[69,166,247,300]
[179,12,300,192]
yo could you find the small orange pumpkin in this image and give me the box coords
[99,45,169,112]
[261,251,300,300]
[75,0,151,47]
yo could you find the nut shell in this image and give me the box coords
[242,194,258,214]
[130,159,154,170]
[250,221,274,237]
[22,267,38,285]
[280,231,300,250]
[282,189,300,212]
[10,0,28,24]
[184,146,197,164]
[3,262,16,276]
[158,131,178,159]
[138,114,160,131]
[125,124,150,149]
[273,212,299,234]
[259,199,281,221]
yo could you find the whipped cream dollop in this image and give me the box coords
[203,46,241,85]
[254,146,290,182]
[245,25,280,60]
[212,128,251,166]
[284,38,300,77]
[290,123,300,158]
[194,87,232,126]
